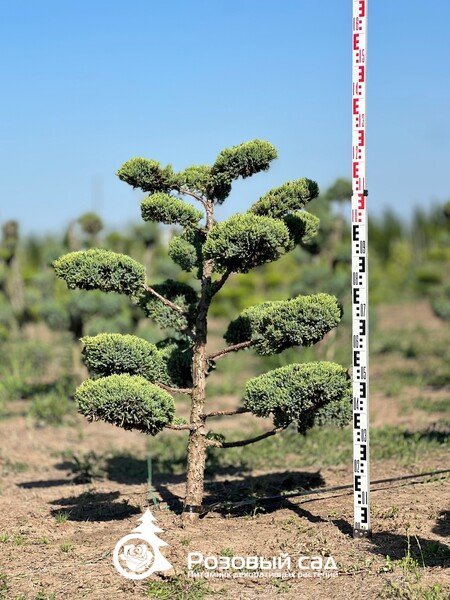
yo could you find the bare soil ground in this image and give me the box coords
[0,301,449,599]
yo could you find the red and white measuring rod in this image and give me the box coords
[352,0,371,538]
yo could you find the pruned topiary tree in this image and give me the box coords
[54,140,351,521]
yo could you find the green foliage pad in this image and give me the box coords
[250,178,319,218]
[156,338,195,388]
[141,193,202,228]
[53,249,145,296]
[75,374,175,435]
[225,293,342,354]
[168,234,199,273]
[139,279,198,331]
[81,333,164,382]
[209,140,277,203]
[244,362,351,432]
[284,211,320,248]
[212,139,277,181]
[116,158,175,193]
[203,213,290,273]
[176,164,212,197]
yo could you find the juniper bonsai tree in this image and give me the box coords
[54,140,351,521]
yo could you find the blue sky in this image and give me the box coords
[0,0,449,234]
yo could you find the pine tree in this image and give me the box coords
[54,140,351,522]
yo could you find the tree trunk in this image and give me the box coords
[185,430,207,509]
[183,281,210,523]
[183,343,207,520]
[183,202,214,524]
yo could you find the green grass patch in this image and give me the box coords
[34,591,56,600]
[0,573,9,600]
[1,458,28,476]
[411,396,450,413]
[28,391,75,426]
[147,577,214,600]
[372,328,450,361]
[60,542,74,553]
[380,581,448,600]
[53,511,69,524]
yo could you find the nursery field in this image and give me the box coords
[0,299,448,600]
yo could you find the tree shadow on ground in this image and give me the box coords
[331,518,450,568]
[50,450,326,520]
[50,490,141,522]
[368,531,450,568]
[204,470,325,505]
[53,449,301,488]
[103,453,324,501]
[208,495,329,523]
[432,510,449,537]
[402,428,449,445]
[155,469,326,517]
[18,478,73,489]
[103,451,253,485]
[104,454,149,484]
[37,452,325,523]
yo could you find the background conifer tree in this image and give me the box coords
[0,221,24,327]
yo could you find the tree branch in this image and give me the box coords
[204,407,249,418]
[208,341,252,361]
[207,426,287,448]
[211,269,232,295]
[178,188,207,208]
[205,199,214,232]
[144,284,185,314]
[156,382,193,395]
[165,423,193,431]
